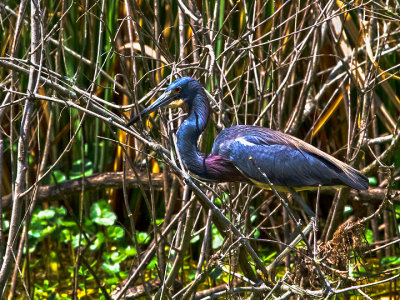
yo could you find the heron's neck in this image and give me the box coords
[176,91,210,177]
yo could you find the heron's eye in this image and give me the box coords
[174,87,181,93]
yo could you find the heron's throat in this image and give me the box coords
[176,91,210,176]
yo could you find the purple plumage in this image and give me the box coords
[127,77,369,191]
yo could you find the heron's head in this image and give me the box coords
[127,77,199,126]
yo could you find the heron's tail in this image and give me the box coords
[337,168,369,190]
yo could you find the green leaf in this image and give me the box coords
[30,259,40,268]
[90,232,105,251]
[146,256,158,270]
[188,271,196,280]
[296,241,306,248]
[381,256,400,267]
[102,262,120,274]
[264,251,277,263]
[250,214,257,223]
[222,192,229,201]
[212,225,224,249]
[72,234,87,248]
[358,265,367,275]
[28,240,38,253]
[28,228,41,239]
[69,159,93,180]
[60,229,72,243]
[110,251,128,264]
[54,206,67,216]
[368,177,377,186]
[190,235,200,244]
[344,205,353,215]
[106,226,125,240]
[40,225,56,239]
[2,218,9,231]
[51,170,66,184]
[395,205,400,216]
[90,200,116,226]
[59,219,77,228]
[349,263,367,277]
[105,277,120,285]
[136,232,149,244]
[83,218,96,234]
[364,229,373,244]
[124,245,137,257]
[77,266,88,276]
[37,209,56,220]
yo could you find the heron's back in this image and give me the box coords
[212,125,369,190]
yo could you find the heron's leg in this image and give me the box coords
[287,187,315,217]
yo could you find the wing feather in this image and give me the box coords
[212,125,368,190]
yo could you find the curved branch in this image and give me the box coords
[1,171,165,209]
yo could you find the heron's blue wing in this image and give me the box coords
[212,125,368,190]
[227,142,344,188]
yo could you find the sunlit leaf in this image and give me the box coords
[59,219,77,228]
[190,235,200,244]
[54,206,67,216]
[37,209,56,220]
[2,218,9,231]
[69,159,94,180]
[124,245,137,257]
[146,256,158,270]
[90,232,105,251]
[344,205,353,217]
[368,177,377,186]
[264,251,277,263]
[110,251,128,264]
[189,271,196,280]
[90,200,116,226]
[136,232,149,244]
[105,277,120,285]
[381,256,400,267]
[106,226,125,240]
[102,262,120,274]
[364,229,373,244]
[60,229,72,243]
[72,234,87,248]
[40,225,56,239]
[50,170,66,184]
[212,225,224,249]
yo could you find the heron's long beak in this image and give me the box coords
[126,91,176,126]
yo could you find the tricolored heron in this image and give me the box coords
[127,77,368,191]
